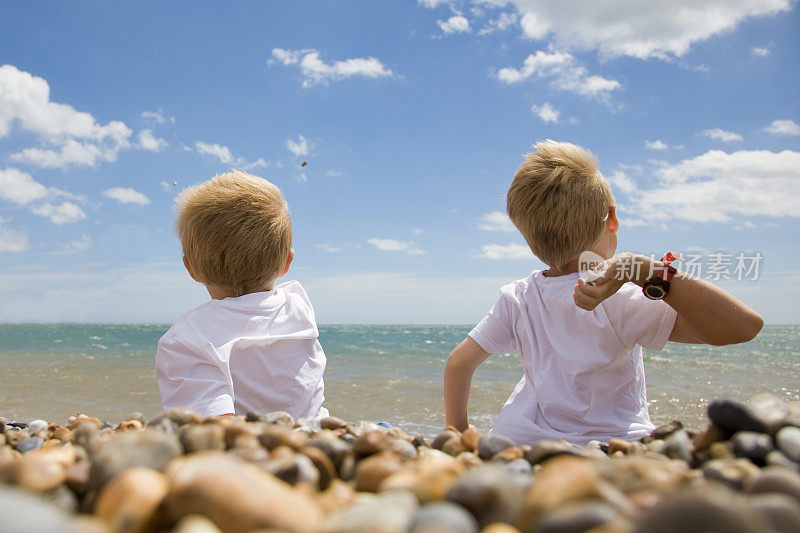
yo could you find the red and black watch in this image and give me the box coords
[642,252,680,300]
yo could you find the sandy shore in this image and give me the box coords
[1,393,800,532]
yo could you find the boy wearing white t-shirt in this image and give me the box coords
[444,141,763,445]
[156,170,328,420]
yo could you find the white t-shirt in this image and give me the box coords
[155,280,329,420]
[469,270,677,445]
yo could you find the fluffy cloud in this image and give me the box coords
[645,140,668,150]
[0,218,28,252]
[497,50,621,101]
[0,167,47,205]
[285,135,311,158]
[31,202,86,225]
[0,65,132,168]
[103,187,151,205]
[531,102,559,123]
[480,0,792,60]
[438,15,471,34]
[137,129,167,152]
[476,243,532,260]
[479,211,516,232]
[763,119,800,136]
[367,238,425,255]
[270,48,394,88]
[620,149,800,223]
[703,128,743,142]
[140,109,174,124]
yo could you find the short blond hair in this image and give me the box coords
[507,140,615,269]
[176,170,292,296]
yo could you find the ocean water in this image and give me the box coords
[0,324,797,437]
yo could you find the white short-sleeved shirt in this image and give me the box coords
[470,270,677,445]
[155,280,329,420]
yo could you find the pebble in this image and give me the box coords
[746,493,800,533]
[746,467,800,502]
[323,491,418,533]
[173,514,224,533]
[708,399,768,435]
[180,424,225,454]
[0,453,67,493]
[166,451,321,533]
[17,436,45,453]
[94,467,169,533]
[353,451,403,492]
[264,453,320,488]
[702,459,761,491]
[477,433,515,460]
[409,501,479,533]
[0,485,80,532]
[775,426,800,463]
[535,501,620,533]
[263,411,294,428]
[633,493,769,533]
[26,419,48,435]
[320,416,348,430]
[732,431,774,465]
[749,393,789,435]
[446,465,522,528]
[663,430,692,463]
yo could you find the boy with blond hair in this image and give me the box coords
[445,141,763,445]
[156,170,329,420]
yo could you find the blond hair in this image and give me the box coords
[507,140,615,269]
[176,170,292,296]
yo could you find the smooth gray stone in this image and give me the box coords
[17,436,44,453]
[749,393,789,435]
[663,430,692,463]
[26,419,48,435]
[0,486,78,532]
[748,493,800,533]
[537,501,619,533]
[708,400,768,435]
[732,431,774,465]
[776,426,800,463]
[633,493,768,533]
[477,433,516,460]
[445,465,522,528]
[323,491,418,533]
[410,502,479,533]
[746,467,800,503]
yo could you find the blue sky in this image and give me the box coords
[0,1,798,324]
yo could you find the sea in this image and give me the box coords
[0,324,798,438]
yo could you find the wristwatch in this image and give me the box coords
[643,252,680,300]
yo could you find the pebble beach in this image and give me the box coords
[2,393,800,533]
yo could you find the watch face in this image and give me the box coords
[644,285,666,300]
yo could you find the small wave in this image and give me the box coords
[91,343,108,350]
[89,336,101,340]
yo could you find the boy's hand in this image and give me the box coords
[573,252,637,310]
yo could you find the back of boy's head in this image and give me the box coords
[176,170,292,296]
[507,140,615,269]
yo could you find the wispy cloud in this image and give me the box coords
[751,46,771,57]
[31,202,86,225]
[285,135,311,158]
[645,140,668,150]
[103,187,151,205]
[478,211,516,232]
[476,243,532,260]
[270,48,394,88]
[702,128,743,142]
[367,238,425,255]
[497,50,621,101]
[0,217,28,252]
[140,108,174,124]
[316,243,343,253]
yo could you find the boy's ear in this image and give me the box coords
[606,206,619,234]
[282,248,295,276]
[183,255,199,282]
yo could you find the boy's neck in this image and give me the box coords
[206,282,275,300]
[543,258,580,277]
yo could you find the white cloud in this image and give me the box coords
[607,170,638,196]
[31,202,86,225]
[482,1,792,60]
[702,128,743,142]
[763,119,800,136]
[243,158,268,170]
[140,109,174,124]
[316,243,343,253]
[270,48,394,88]
[0,218,28,252]
[476,243,532,260]
[644,140,668,150]
[418,0,450,7]
[60,234,92,252]
[0,65,133,168]
[325,170,343,178]
[367,238,425,255]
[479,12,518,35]
[627,149,800,223]
[194,141,237,165]
[103,187,151,205]
[438,15,471,34]
[497,50,621,101]
[479,211,516,232]
[751,46,770,57]
[285,135,311,158]
[0,167,47,205]
[137,129,167,152]
[531,102,559,123]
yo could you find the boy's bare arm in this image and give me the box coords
[574,252,764,346]
[444,337,491,431]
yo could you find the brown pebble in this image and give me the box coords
[181,424,225,454]
[431,430,460,451]
[608,439,632,455]
[316,479,357,515]
[693,424,727,451]
[165,451,321,533]
[319,417,348,431]
[461,426,482,453]
[746,467,800,502]
[442,435,467,457]
[482,524,521,533]
[493,447,523,462]
[354,451,403,492]
[116,420,143,432]
[300,445,337,491]
[709,441,735,460]
[94,467,169,533]
[0,454,67,493]
[173,514,224,533]
[352,430,389,457]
